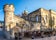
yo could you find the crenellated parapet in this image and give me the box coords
[4,4,14,12]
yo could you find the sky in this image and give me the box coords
[0,0,56,21]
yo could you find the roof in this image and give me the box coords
[28,8,41,15]
[28,8,48,16]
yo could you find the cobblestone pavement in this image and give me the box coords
[0,38,6,40]
[21,36,56,40]
[0,36,56,40]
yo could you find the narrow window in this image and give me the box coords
[16,23,18,26]
[44,15,47,20]
[36,16,38,22]
[53,16,55,20]
[44,15,47,23]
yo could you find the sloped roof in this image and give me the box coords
[28,8,49,16]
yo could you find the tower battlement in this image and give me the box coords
[4,4,14,12]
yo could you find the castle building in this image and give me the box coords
[3,4,56,39]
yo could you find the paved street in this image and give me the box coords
[22,36,56,40]
[0,36,56,40]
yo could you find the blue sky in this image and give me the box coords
[0,0,56,21]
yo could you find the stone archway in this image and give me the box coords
[12,26,21,38]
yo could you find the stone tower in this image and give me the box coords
[22,10,28,20]
[4,4,15,31]
[23,10,28,16]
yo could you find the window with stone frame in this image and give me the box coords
[16,23,19,26]
[36,16,38,22]
[52,16,55,23]
[53,16,55,20]
[44,15,47,23]
[38,15,41,22]
[46,15,47,20]
[31,17,35,21]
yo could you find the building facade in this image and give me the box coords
[3,4,56,39]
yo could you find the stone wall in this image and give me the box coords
[41,8,50,29]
